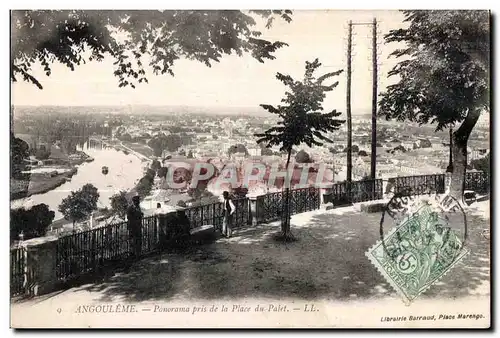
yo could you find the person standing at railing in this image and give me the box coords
[221,191,236,238]
[127,195,144,260]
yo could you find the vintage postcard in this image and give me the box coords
[9,9,490,328]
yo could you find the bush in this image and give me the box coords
[11,204,55,241]
[295,150,312,163]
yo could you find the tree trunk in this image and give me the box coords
[448,109,482,203]
[281,151,292,238]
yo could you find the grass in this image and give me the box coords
[122,142,155,158]
[10,168,78,200]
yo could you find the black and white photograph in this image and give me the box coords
[8,9,491,328]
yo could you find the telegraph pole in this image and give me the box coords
[446,127,453,172]
[370,18,378,179]
[346,20,353,183]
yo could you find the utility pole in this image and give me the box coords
[446,127,453,172]
[346,20,353,183]
[370,17,378,180]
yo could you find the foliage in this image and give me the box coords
[255,59,345,156]
[12,10,292,89]
[157,166,168,178]
[11,132,30,166]
[109,190,129,218]
[136,176,153,198]
[186,163,218,198]
[378,10,489,199]
[261,147,274,156]
[178,149,186,156]
[35,145,51,160]
[344,145,359,153]
[151,159,161,172]
[58,183,99,225]
[295,150,312,163]
[228,143,249,156]
[119,133,133,142]
[379,10,489,131]
[148,134,182,157]
[470,153,490,174]
[254,58,344,237]
[145,168,156,180]
[11,133,30,178]
[358,150,368,157]
[10,203,55,241]
[187,150,194,158]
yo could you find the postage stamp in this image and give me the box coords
[366,193,469,304]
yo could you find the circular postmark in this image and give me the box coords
[366,183,470,303]
[379,186,468,272]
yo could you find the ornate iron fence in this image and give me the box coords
[390,174,446,196]
[184,197,250,230]
[13,171,491,298]
[256,188,321,223]
[256,191,284,223]
[56,220,129,281]
[350,179,384,203]
[289,187,321,214]
[324,179,383,206]
[56,216,159,281]
[465,171,489,194]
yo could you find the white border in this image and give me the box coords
[2,1,497,336]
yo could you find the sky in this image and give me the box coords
[11,10,407,114]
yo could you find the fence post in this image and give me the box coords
[249,196,258,226]
[444,172,452,195]
[24,239,59,296]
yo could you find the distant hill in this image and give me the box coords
[13,105,272,117]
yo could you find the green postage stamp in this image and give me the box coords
[366,201,469,304]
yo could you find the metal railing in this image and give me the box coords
[256,187,321,223]
[323,179,384,206]
[10,171,490,297]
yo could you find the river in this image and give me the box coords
[10,143,146,220]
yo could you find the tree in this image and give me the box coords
[12,10,292,89]
[120,133,133,142]
[295,150,312,163]
[151,159,161,172]
[343,145,359,153]
[109,191,129,219]
[11,132,30,178]
[261,147,274,156]
[470,153,490,175]
[178,149,186,156]
[255,58,345,240]
[58,183,100,230]
[10,203,55,242]
[187,150,194,159]
[35,145,51,160]
[379,10,490,202]
[145,168,156,180]
[148,134,183,157]
[157,166,168,179]
[136,176,153,198]
[228,144,249,157]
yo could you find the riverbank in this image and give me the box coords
[120,141,154,159]
[10,167,78,201]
